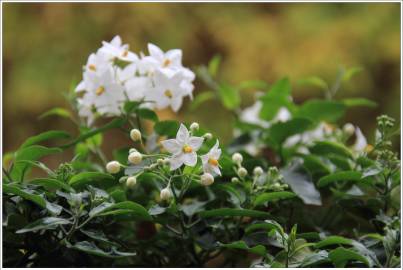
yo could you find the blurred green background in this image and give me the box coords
[3,3,401,154]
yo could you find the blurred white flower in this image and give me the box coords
[99,35,138,62]
[201,140,221,176]
[161,124,204,170]
[352,127,368,152]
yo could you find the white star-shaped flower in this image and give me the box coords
[146,69,189,112]
[201,140,222,176]
[161,124,204,170]
[99,35,138,62]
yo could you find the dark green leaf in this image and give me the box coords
[296,99,346,123]
[254,191,296,206]
[21,130,71,148]
[315,236,353,248]
[265,118,313,146]
[259,78,294,120]
[69,172,115,188]
[89,201,151,221]
[154,120,180,137]
[16,217,71,233]
[329,247,369,267]
[310,141,353,159]
[70,241,136,258]
[199,208,270,218]
[39,107,73,121]
[221,241,267,257]
[137,108,159,122]
[29,178,72,191]
[317,171,362,188]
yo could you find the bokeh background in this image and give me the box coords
[3,3,401,155]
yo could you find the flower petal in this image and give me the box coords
[161,139,181,154]
[169,154,184,170]
[188,136,204,150]
[183,152,197,167]
[148,43,164,60]
[176,124,189,144]
[213,165,221,176]
[200,153,209,165]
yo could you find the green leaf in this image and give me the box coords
[342,98,377,108]
[315,236,353,248]
[190,91,216,111]
[238,80,269,90]
[3,184,62,215]
[69,172,115,188]
[259,77,294,120]
[296,99,346,123]
[39,107,73,121]
[254,191,296,206]
[137,108,159,122]
[62,117,126,148]
[29,178,72,192]
[154,120,180,137]
[217,83,240,110]
[208,55,221,77]
[310,141,353,159]
[329,247,369,267]
[199,208,270,218]
[10,146,62,181]
[298,76,329,91]
[123,101,141,114]
[265,118,313,146]
[16,217,71,233]
[245,220,284,235]
[317,171,362,188]
[302,155,331,176]
[70,241,136,258]
[221,241,267,257]
[214,184,245,207]
[21,130,71,148]
[89,201,151,221]
[341,67,362,82]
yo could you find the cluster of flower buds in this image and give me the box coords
[106,123,221,201]
[230,152,248,183]
[75,35,195,125]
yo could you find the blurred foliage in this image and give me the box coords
[3,3,401,155]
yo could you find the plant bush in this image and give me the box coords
[2,36,401,267]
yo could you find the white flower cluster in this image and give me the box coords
[75,35,195,125]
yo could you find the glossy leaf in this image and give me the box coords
[317,171,362,188]
[254,191,296,206]
[16,217,71,234]
[21,130,71,148]
[328,247,369,267]
[199,208,270,218]
[221,241,267,257]
[68,172,115,188]
[296,99,346,123]
[315,236,353,248]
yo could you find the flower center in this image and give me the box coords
[95,86,105,96]
[162,58,171,67]
[122,50,129,57]
[365,144,374,153]
[208,158,218,166]
[182,145,193,153]
[164,89,173,98]
[88,64,96,71]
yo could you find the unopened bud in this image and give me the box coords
[106,161,121,174]
[190,122,199,131]
[237,167,247,178]
[253,166,263,176]
[203,133,213,140]
[130,129,142,141]
[343,123,355,135]
[126,176,137,188]
[128,151,142,165]
[232,153,243,164]
[231,177,239,183]
[160,187,172,201]
[200,173,214,186]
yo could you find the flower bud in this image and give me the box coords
[237,167,247,178]
[343,123,355,135]
[163,158,170,165]
[157,158,164,165]
[106,161,121,174]
[200,173,214,186]
[128,151,142,165]
[253,166,263,176]
[232,153,243,164]
[231,177,239,183]
[129,148,138,154]
[130,129,142,141]
[190,122,199,131]
[203,133,213,140]
[126,176,137,188]
[160,187,172,201]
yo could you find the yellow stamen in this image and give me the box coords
[95,86,105,96]
[183,145,193,153]
[122,50,128,57]
[365,144,374,153]
[163,59,171,67]
[208,158,218,166]
[88,64,96,71]
[164,89,173,98]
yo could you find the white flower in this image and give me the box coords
[253,166,264,176]
[239,101,269,128]
[130,129,142,141]
[77,98,96,126]
[352,127,368,152]
[125,76,152,102]
[147,70,190,112]
[99,35,138,62]
[128,151,143,165]
[200,173,214,186]
[161,124,204,170]
[237,167,248,178]
[106,161,121,174]
[201,140,221,176]
[160,187,172,201]
[143,43,183,74]
[126,176,137,188]
[116,63,137,83]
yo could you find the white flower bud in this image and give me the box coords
[237,167,247,178]
[130,129,142,141]
[126,176,137,188]
[106,161,121,174]
[160,187,172,201]
[232,153,243,164]
[253,166,263,176]
[163,158,170,165]
[343,123,355,135]
[129,148,138,154]
[203,133,213,140]
[231,177,239,183]
[190,122,199,131]
[200,173,214,186]
[128,151,142,165]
